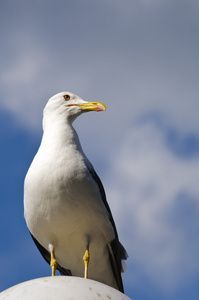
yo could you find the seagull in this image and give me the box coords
[24,92,127,292]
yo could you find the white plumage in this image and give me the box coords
[24,92,127,292]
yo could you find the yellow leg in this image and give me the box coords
[83,246,90,279]
[50,250,57,276]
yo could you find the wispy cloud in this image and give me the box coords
[104,118,199,291]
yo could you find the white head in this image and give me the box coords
[43,91,106,128]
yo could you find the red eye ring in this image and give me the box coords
[63,94,70,101]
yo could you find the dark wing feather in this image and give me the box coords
[30,232,72,276]
[88,167,128,293]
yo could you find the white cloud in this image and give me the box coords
[104,120,199,291]
[0,0,198,135]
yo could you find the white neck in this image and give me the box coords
[40,115,82,155]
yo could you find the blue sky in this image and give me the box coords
[0,0,199,299]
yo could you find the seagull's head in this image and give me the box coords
[43,91,106,126]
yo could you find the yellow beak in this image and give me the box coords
[77,102,106,112]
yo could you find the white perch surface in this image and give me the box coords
[0,277,132,300]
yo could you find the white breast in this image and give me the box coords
[24,121,117,288]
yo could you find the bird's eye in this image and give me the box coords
[63,94,70,101]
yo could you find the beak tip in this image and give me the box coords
[95,105,106,112]
[95,108,102,112]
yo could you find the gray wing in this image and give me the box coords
[88,167,128,293]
